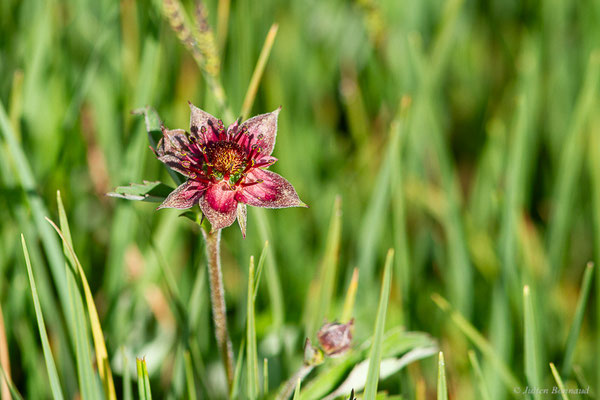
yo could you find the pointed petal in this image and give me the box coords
[236,169,307,209]
[199,182,238,230]
[189,102,220,142]
[157,180,206,210]
[237,203,247,238]
[156,128,192,177]
[239,107,280,157]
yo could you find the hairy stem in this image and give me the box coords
[202,228,234,390]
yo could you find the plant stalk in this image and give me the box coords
[202,228,235,390]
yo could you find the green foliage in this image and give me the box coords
[1,0,600,398]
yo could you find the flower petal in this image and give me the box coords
[157,180,206,210]
[189,102,220,142]
[239,107,280,157]
[236,169,307,209]
[156,127,192,177]
[199,182,238,230]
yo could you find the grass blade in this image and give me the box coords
[247,256,259,399]
[184,351,197,400]
[230,339,245,399]
[468,350,491,400]
[292,378,301,400]
[562,262,594,376]
[341,268,359,323]
[263,358,269,394]
[437,352,448,400]
[240,23,279,120]
[548,51,600,278]
[21,235,65,400]
[253,241,269,301]
[0,364,24,400]
[363,249,394,400]
[136,358,152,400]
[550,363,570,400]
[122,348,132,400]
[305,196,342,335]
[53,192,117,398]
[523,285,542,400]
[431,293,521,391]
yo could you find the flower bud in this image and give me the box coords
[317,319,354,357]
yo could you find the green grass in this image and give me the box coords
[2,0,600,398]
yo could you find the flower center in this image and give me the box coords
[205,141,247,180]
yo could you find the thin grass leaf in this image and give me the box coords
[263,358,269,394]
[240,23,279,119]
[53,192,117,399]
[253,208,284,328]
[588,119,600,395]
[524,285,542,400]
[341,268,359,323]
[562,262,594,376]
[0,101,72,336]
[292,378,301,400]
[184,351,197,400]
[254,240,269,301]
[136,358,152,400]
[437,352,448,400]
[363,249,394,400]
[230,339,245,399]
[306,196,342,335]
[247,256,259,399]
[0,363,24,400]
[468,350,491,400]
[122,347,132,400]
[21,235,65,400]
[550,363,571,400]
[216,0,231,52]
[548,51,600,278]
[431,293,521,391]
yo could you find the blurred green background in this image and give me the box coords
[1,0,600,398]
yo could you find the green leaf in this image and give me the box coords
[21,235,65,400]
[562,262,594,376]
[437,352,448,400]
[431,293,521,392]
[55,192,117,399]
[292,378,301,400]
[305,195,342,336]
[230,339,245,399]
[247,256,259,399]
[364,249,394,400]
[240,23,279,120]
[184,351,197,400]
[107,181,174,202]
[136,358,152,400]
[0,362,24,400]
[523,285,542,400]
[340,268,359,323]
[550,363,570,400]
[467,350,491,400]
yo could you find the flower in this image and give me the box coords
[317,319,354,357]
[154,102,307,236]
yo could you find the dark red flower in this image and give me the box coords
[155,102,306,235]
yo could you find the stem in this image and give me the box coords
[202,228,234,390]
